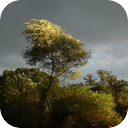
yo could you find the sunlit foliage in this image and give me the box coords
[21,19,91,92]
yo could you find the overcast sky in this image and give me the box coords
[0,0,128,84]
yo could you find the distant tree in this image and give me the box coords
[21,19,91,93]
[84,69,128,94]
[84,74,97,87]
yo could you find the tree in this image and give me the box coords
[84,74,97,87]
[84,69,128,94]
[21,19,91,93]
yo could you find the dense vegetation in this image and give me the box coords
[0,67,128,128]
[0,19,128,128]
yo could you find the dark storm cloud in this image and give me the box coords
[0,0,128,81]
[56,0,128,43]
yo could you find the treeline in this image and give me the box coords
[0,67,128,128]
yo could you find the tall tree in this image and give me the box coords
[21,19,91,92]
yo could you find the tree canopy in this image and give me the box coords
[21,19,91,91]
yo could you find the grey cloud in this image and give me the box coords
[91,42,128,59]
[0,54,26,69]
